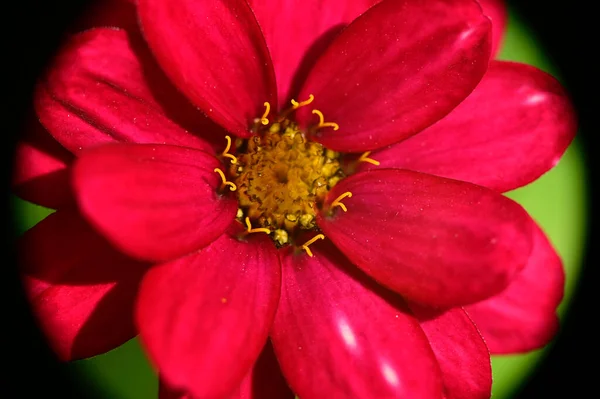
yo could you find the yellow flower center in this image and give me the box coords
[214,95,377,255]
[230,117,344,247]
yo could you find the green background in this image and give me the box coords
[13,9,588,399]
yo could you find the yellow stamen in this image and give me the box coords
[331,191,352,212]
[301,234,325,257]
[291,94,315,109]
[214,168,237,191]
[245,217,271,235]
[358,151,380,166]
[312,109,339,131]
[260,102,271,125]
[221,135,238,164]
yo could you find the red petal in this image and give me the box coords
[248,0,378,108]
[20,210,147,360]
[72,0,139,34]
[13,116,74,209]
[73,143,237,262]
[411,305,492,399]
[271,243,443,399]
[465,222,565,354]
[136,232,281,399]
[478,0,507,57]
[228,340,294,399]
[318,169,533,308]
[138,0,277,137]
[159,341,294,399]
[158,381,190,399]
[364,61,576,192]
[36,28,218,155]
[296,0,491,152]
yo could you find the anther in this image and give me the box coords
[358,151,380,166]
[261,102,271,125]
[214,168,237,191]
[221,135,238,164]
[291,94,315,109]
[245,217,271,235]
[331,191,353,212]
[312,109,339,131]
[301,234,325,257]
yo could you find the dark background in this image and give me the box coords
[4,0,596,397]
[504,0,596,396]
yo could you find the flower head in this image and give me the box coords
[15,0,576,398]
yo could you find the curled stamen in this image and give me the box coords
[214,168,237,191]
[358,151,380,166]
[221,135,238,164]
[261,102,271,125]
[301,234,325,257]
[331,191,353,212]
[291,94,315,109]
[245,217,271,235]
[312,109,339,131]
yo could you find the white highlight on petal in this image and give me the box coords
[525,93,546,105]
[337,316,357,350]
[458,27,476,43]
[380,359,400,388]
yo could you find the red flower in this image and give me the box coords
[14,0,575,398]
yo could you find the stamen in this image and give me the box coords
[358,151,380,166]
[312,109,339,131]
[214,168,237,191]
[331,191,353,212]
[221,135,238,164]
[301,234,325,257]
[291,94,315,109]
[260,102,271,125]
[245,217,271,235]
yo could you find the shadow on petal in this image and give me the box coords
[70,268,145,360]
[286,24,346,106]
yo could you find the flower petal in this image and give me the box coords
[73,143,237,262]
[248,0,379,108]
[159,341,294,399]
[296,0,491,152]
[158,381,190,399]
[410,305,491,399]
[478,0,507,57]
[136,231,281,399]
[364,61,576,192]
[13,116,74,209]
[36,28,217,155]
[72,0,139,34]
[138,0,277,137]
[318,169,533,308]
[271,243,443,399]
[20,210,147,360]
[228,340,294,399]
[465,222,565,354]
